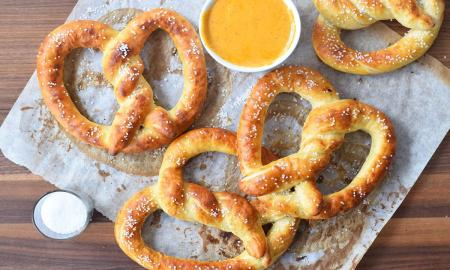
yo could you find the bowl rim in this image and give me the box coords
[31,189,93,240]
[198,0,302,73]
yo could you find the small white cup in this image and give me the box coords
[32,190,93,240]
[199,0,302,73]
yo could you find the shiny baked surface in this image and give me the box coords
[312,0,445,74]
[1,1,449,269]
[37,8,207,154]
[115,128,298,270]
[238,66,396,221]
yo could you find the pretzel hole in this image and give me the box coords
[340,23,400,52]
[316,131,370,195]
[142,210,243,260]
[100,8,143,30]
[262,93,311,157]
[64,48,118,125]
[384,20,410,36]
[262,223,273,234]
[182,152,242,194]
[141,30,183,110]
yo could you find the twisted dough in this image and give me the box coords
[238,66,396,220]
[312,0,445,74]
[115,128,299,270]
[37,9,207,154]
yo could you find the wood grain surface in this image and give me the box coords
[0,0,449,269]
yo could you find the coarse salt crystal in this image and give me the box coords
[39,192,88,235]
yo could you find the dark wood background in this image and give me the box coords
[0,0,449,269]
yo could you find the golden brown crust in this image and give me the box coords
[115,128,299,270]
[237,66,340,217]
[312,0,445,75]
[237,66,396,221]
[37,8,207,155]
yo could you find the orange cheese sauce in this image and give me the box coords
[201,0,296,67]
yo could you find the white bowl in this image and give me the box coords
[199,0,301,73]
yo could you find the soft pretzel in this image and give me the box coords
[37,9,207,154]
[115,128,299,270]
[238,66,396,220]
[312,0,445,75]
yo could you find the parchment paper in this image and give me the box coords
[1,0,450,269]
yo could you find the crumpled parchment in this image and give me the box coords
[1,0,449,269]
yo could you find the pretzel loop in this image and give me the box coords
[115,128,299,270]
[238,66,396,221]
[238,66,340,217]
[37,9,207,155]
[312,0,445,74]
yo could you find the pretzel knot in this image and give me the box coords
[238,66,396,220]
[115,128,299,270]
[312,0,445,75]
[37,9,207,154]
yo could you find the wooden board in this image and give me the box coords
[0,0,449,269]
